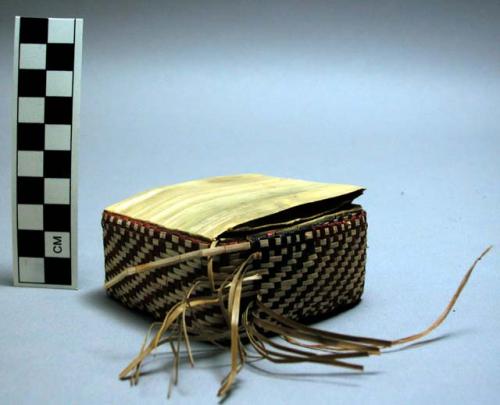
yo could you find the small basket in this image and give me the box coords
[101,173,485,398]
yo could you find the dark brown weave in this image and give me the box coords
[103,207,367,337]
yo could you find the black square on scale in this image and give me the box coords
[44,204,71,232]
[18,230,45,257]
[17,177,44,204]
[44,151,72,178]
[18,123,44,151]
[45,257,72,285]
[46,44,74,70]
[19,17,48,44]
[18,70,46,97]
[45,97,73,124]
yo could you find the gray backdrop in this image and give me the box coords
[1,1,499,404]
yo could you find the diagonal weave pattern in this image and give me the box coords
[101,181,492,400]
[103,207,367,337]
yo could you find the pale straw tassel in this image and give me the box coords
[118,245,492,399]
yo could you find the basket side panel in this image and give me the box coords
[254,209,367,321]
[102,212,210,318]
[101,208,367,335]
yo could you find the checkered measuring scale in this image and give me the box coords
[12,17,83,288]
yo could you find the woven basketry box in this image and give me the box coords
[102,173,378,396]
[103,173,367,327]
[101,174,490,398]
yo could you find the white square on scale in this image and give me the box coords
[46,71,73,97]
[19,257,45,283]
[45,125,71,150]
[45,232,70,258]
[18,151,43,177]
[19,44,46,69]
[18,204,44,230]
[18,97,45,123]
[45,178,70,204]
[48,18,75,43]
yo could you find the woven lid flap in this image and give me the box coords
[105,174,364,240]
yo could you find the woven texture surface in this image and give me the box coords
[103,207,367,338]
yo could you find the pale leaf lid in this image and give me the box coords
[105,174,364,241]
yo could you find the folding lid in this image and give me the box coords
[105,174,364,240]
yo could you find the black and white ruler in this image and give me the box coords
[12,17,83,289]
